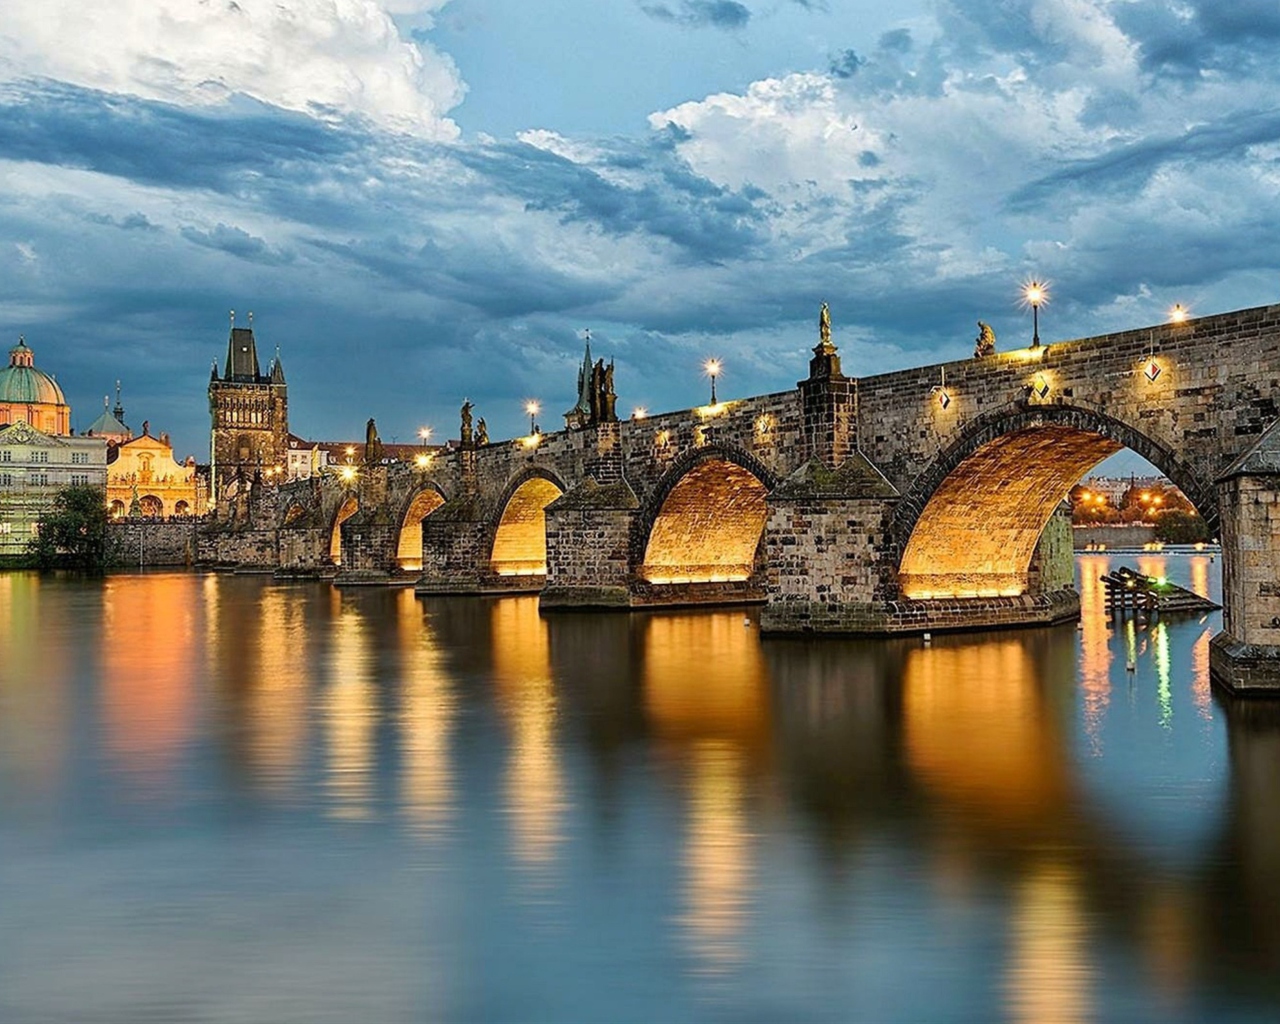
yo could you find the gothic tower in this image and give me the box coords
[208,315,288,502]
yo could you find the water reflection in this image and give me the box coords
[397,589,455,840]
[7,560,1280,1022]
[100,573,198,798]
[490,597,567,881]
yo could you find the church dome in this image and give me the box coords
[0,338,67,406]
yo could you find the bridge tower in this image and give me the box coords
[208,313,288,504]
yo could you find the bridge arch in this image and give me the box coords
[395,482,448,571]
[329,493,359,565]
[633,444,777,584]
[489,467,568,577]
[892,403,1217,600]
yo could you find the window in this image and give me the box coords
[0,450,9,462]
[70,474,89,485]
[0,523,10,535]
[31,450,48,464]
[0,474,10,487]
[32,473,48,486]
[71,452,88,465]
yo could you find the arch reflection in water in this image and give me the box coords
[641,611,770,974]
[490,596,566,879]
[1004,862,1093,1024]
[323,590,376,820]
[397,589,456,840]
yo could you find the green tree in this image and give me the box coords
[1153,509,1210,544]
[28,485,111,573]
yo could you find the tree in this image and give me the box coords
[28,485,111,573]
[1153,508,1210,544]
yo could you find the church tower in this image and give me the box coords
[208,313,288,502]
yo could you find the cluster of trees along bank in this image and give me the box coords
[1068,482,1210,544]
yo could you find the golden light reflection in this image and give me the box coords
[397,589,456,839]
[100,574,198,796]
[242,586,309,796]
[0,573,68,799]
[1004,862,1092,1024]
[1191,625,1212,721]
[1190,555,1210,601]
[679,741,750,975]
[904,639,1069,822]
[1141,884,1194,1011]
[1077,554,1112,753]
[492,597,566,878]
[323,598,376,820]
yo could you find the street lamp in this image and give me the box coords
[525,400,540,434]
[1022,280,1049,348]
[1169,303,1189,323]
[704,359,721,405]
[418,426,432,442]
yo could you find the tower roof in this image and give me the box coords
[224,326,262,381]
[0,337,67,406]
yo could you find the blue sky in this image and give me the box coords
[2,0,1280,462]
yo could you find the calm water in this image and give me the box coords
[1,553,1277,1022]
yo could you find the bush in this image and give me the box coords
[28,485,111,573]
[1153,509,1210,545]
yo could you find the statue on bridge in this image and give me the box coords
[460,399,474,446]
[588,358,618,425]
[819,302,832,346]
[364,417,384,465]
[476,417,489,446]
[974,321,996,357]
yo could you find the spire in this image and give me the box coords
[113,379,126,425]
[564,330,594,426]
[270,343,286,384]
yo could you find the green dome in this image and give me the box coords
[0,340,67,406]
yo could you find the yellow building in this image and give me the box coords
[107,424,206,518]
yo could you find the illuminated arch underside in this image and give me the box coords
[900,425,1121,599]
[491,478,563,576]
[396,490,445,570]
[642,460,768,584]
[329,496,359,565]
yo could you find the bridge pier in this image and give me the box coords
[1212,427,1280,694]
[540,479,638,609]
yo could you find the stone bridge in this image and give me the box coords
[206,302,1280,693]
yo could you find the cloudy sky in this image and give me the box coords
[2,0,1279,459]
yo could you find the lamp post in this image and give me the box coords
[526,401,540,435]
[1169,303,1188,323]
[705,359,721,405]
[1023,280,1048,348]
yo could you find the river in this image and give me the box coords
[1,552,1277,1022]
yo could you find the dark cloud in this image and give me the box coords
[1009,108,1280,208]
[1117,0,1280,78]
[829,49,864,79]
[180,223,294,265]
[639,1,750,29]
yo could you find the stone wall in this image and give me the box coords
[1071,524,1157,549]
[107,520,200,568]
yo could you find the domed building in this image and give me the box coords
[0,337,70,435]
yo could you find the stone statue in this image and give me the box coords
[819,302,832,346]
[476,417,489,446]
[364,417,383,465]
[589,360,604,424]
[460,399,474,446]
[974,321,996,357]
[601,361,617,423]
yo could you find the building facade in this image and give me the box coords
[208,320,288,503]
[0,421,107,558]
[106,425,206,518]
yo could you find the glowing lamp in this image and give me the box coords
[525,400,540,434]
[418,426,432,441]
[415,453,432,468]
[935,388,951,410]
[704,359,721,404]
[632,407,648,420]
[1144,358,1162,382]
[1032,373,1050,399]
[1021,279,1050,348]
[1169,303,1189,324]
[340,466,356,483]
